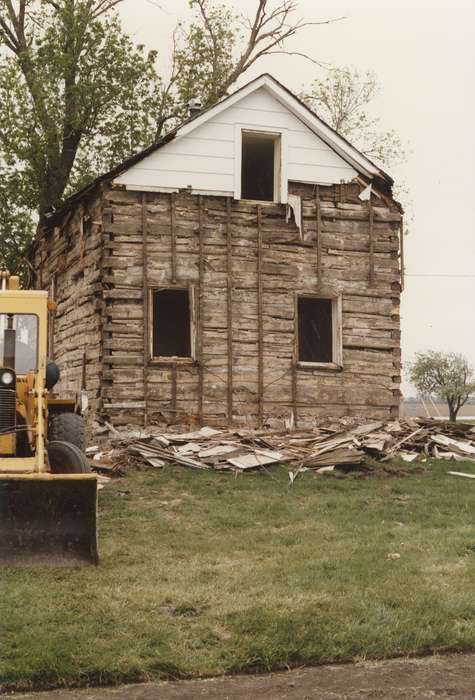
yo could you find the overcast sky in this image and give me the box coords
[119,0,475,395]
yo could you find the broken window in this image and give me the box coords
[297,296,336,364]
[241,131,280,202]
[152,289,191,358]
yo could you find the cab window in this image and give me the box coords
[0,314,38,373]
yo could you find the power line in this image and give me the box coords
[405,273,475,278]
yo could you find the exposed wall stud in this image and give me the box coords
[399,215,405,291]
[291,358,298,428]
[99,201,114,414]
[170,192,177,284]
[226,197,234,425]
[171,363,177,417]
[368,198,375,285]
[257,204,264,427]
[315,185,323,282]
[197,195,205,425]
[142,192,149,427]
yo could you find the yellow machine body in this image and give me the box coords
[0,272,98,566]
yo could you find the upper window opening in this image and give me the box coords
[298,297,334,364]
[241,131,280,202]
[152,289,191,358]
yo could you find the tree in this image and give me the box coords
[409,351,475,422]
[301,67,405,169]
[0,168,35,278]
[0,0,342,275]
[156,0,343,137]
[0,1,164,214]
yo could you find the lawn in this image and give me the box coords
[1,460,475,693]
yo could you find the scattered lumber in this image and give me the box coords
[90,417,475,476]
[448,471,475,480]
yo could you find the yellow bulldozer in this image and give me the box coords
[0,271,98,566]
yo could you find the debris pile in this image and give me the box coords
[89,417,475,476]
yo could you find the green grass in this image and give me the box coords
[1,460,475,692]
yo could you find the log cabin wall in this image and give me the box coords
[32,193,104,417]
[100,180,402,428]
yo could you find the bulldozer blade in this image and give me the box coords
[0,475,98,566]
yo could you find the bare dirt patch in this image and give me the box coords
[11,653,475,699]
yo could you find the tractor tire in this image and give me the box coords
[48,440,90,474]
[49,413,86,452]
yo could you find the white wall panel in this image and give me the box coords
[115,87,358,194]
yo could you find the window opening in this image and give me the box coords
[241,132,279,201]
[152,289,191,358]
[298,297,333,363]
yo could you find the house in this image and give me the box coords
[32,74,403,428]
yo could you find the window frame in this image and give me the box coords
[234,125,288,204]
[149,286,196,364]
[295,292,343,369]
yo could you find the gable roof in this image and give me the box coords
[44,73,393,225]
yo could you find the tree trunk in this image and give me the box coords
[38,130,83,215]
[448,402,457,423]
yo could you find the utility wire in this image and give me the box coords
[405,273,475,278]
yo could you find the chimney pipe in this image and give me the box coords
[187,97,203,118]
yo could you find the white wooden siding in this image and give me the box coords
[115,87,358,195]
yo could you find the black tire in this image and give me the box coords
[48,440,90,474]
[49,413,86,452]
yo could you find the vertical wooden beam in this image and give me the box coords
[399,215,405,291]
[81,350,87,391]
[368,198,375,286]
[99,201,114,415]
[292,293,298,429]
[315,185,323,283]
[291,359,298,429]
[197,195,205,425]
[142,192,149,427]
[170,192,177,284]
[171,363,177,417]
[79,208,86,261]
[257,204,264,427]
[226,197,233,425]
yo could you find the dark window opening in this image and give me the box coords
[298,297,333,363]
[241,132,277,201]
[152,289,191,358]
